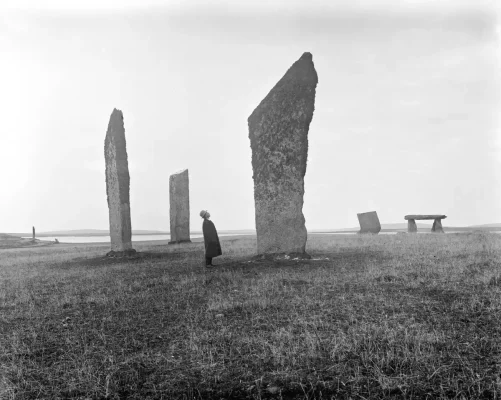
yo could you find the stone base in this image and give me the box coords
[252,252,312,261]
[431,218,444,233]
[106,249,137,258]
[168,240,192,245]
[407,219,418,233]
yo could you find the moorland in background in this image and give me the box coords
[1,233,501,399]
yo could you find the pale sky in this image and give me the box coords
[1,0,500,232]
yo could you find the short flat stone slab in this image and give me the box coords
[406,214,447,233]
[357,211,381,234]
[405,215,447,220]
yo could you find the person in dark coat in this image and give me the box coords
[200,210,222,266]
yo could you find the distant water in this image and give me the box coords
[22,233,241,244]
[310,232,397,235]
[312,231,492,235]
[22,230,494,244]
[23,235,172,243]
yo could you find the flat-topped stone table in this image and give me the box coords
[404,215,447,233]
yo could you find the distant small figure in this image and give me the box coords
[54,238,59,244]
[200,210,222,267]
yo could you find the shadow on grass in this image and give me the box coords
[59,251,200,269]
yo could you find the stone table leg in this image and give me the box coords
[432,218,444,233]
[408,219,417,233]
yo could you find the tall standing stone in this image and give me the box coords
[32,226,35,240]
[248,52,318,255]
[104,108,134,254]
[168,169,191,244]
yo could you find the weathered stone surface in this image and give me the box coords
[105,108,133,252]
[408,219,418,233]
[248,52,318,255]
[169,169,191,244]
[431,218,444,233]
[357,211,381,234]
[405,215,447,220]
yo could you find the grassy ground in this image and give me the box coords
[1,233,501,399]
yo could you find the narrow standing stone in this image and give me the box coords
[104,108,134,254]
[248,52,318,255]
[168,169,191,244]
[32,226,35,240]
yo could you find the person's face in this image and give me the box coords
[206,212,211,219]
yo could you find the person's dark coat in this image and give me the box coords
[202,219,222,258]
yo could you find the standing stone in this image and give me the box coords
[32,226,35,240]
[168,169,191,244]
[432,218,444,233]
[248,52,318,255]
[357,211,381,234]
[408,219,418,233]
[104,108,134,254]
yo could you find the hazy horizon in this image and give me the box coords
[1,0,500,233]
[7,220,501,235]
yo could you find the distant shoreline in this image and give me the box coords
[5,226,501,238]
[5,230,255,237]
[323,227,501,234]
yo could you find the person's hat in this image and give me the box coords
[200,210,208,218]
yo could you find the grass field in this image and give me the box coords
[1,233,501,399]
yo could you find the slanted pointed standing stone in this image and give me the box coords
[248,52,318,256]
[168,169,191,244]
[104,108,134,254]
